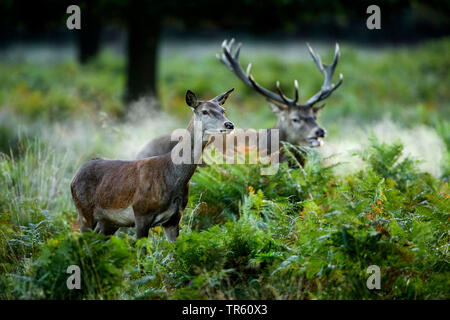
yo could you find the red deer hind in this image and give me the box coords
[71,89,235,241]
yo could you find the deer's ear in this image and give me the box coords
[313,104,325,114]
[186,90,198,108]
[268,101,288,114]
[212,88,234,106]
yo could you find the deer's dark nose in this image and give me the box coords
[224,122,234,130]
[316,128,326,138]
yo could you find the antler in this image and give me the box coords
[218,39,343,109]
[217,38,299,107]
[303,43,343,108]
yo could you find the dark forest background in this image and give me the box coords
[1,0,448,105]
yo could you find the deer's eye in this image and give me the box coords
[202,110,208,115]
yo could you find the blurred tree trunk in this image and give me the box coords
[78,2,101,63]
[126,0,161,107]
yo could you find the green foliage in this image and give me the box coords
[3,133,447,299]
[0,51,124,121]
[32,233,133,299]
[355,136,420,191]
[124,140,449,300]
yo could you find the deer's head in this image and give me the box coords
[185,88,235,137]
[268,101,326,147]
[218,39,343,148]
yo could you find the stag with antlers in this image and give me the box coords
[218,39,342,150]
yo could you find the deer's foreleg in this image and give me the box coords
[162,211,181,242]
[135,214,154,239]
[93,221,119,236]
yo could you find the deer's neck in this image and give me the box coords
[272,120,288,145]
[172,117,209,184]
